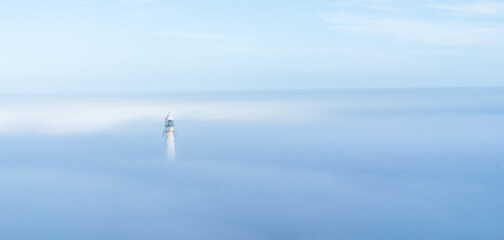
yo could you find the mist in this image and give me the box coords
[1,89,503,239]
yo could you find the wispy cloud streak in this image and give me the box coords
[62,0,90,5]
[0,99,317,134]
[155,32,228,40]
[323,13,504,46]
[429,2,504,16]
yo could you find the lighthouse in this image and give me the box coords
[163,113,176,160]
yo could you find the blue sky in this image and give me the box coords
[1,0,503,93]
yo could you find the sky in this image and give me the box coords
[1,0,504,94]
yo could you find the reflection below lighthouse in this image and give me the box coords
[163,113,176,160]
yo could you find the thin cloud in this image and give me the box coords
[429,2,504,16]
[360,3,401,11]
[61,0,90,5]
[323,13,504,46]
[0,100,318,134]
[120,0,155,3]
[155,31,228,40]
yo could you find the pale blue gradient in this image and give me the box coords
[1,1,504,94]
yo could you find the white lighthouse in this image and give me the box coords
[163,113,176,160]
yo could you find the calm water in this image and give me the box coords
[1,89,504,239]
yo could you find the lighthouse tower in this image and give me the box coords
[163,113,176,160]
